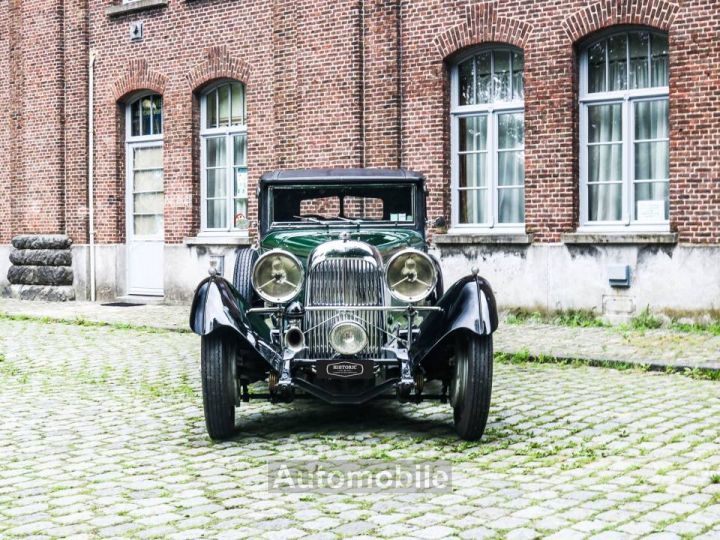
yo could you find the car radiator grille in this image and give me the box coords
[304,258,385,359]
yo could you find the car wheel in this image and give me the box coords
[233,248,259,305]
[450,332,493,441]
[201,332,238,440]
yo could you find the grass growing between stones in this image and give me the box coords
[495,350,720,381]
[0,312,190,334]
[505,308,609,328]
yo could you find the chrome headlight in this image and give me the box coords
[251,250,304,304]
[385,249,438,303]
[329,321,368,356]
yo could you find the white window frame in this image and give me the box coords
[449,46,525,234]
[578,29,670,232]
[199,81,249,236]
[125,93,164,242]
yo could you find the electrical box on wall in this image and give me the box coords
[608,264,631,288]
[130,21,144,42]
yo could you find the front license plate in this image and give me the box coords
[317,359,374,380]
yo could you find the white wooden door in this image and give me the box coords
[126,143,164,296]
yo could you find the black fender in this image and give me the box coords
[410,274,498,369]
[189,275,281,372]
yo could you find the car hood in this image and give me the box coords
[260,228,426,263]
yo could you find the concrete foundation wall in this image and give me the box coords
[437,244,720,319]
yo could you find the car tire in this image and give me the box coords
[201,332,238,440]
[233,248,259,305]
[450,332,493,441]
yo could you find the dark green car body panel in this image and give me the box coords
[260,228,426,263]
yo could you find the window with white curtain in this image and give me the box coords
[580,30,669,229]
[450,47,525,231]
[200,81,248,233]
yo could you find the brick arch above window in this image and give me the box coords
[562,0,680,43]
[433,2,533,59]
[112,60,167,103]
[186,46,252,92]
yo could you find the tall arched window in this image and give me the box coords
[200,81,248,233]
[579,29,669,229]
[450,47,525,231]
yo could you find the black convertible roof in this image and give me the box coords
[260,168,425,185]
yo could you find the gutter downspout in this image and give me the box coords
[88,50,96,302]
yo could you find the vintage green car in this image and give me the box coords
[190,169,498,440]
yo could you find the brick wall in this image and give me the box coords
[1,0,719,246]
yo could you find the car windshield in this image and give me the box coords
[270,183,416,226]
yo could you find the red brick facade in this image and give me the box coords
[1,0,719,245]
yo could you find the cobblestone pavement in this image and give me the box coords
[0,298,718,370]
[1,318,719,539]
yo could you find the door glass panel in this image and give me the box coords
[498,187,524,223]
[131,145,164,237]
[134,215,163,236]
[588,183,622,221]
[134,192,164,214]
[458,189,487,224]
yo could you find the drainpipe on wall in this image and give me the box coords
[360,0,366,168]
[88,50,96,302]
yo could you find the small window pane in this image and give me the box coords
[134,170,163,193]
[206,200,227,229]
[133,147,163,170]
[651,33,669,87]
[234,135,247,166]
[588,183,622,221]
[588,145,623,182]
[498,188,524,223]
[134,192,164,215]
[206,169,227,198]
[475,52,491,104]
[635,142,669,180]
[152,95,163,135]
[459,154,487,188]
[635,100,668,140]
[234,168,248,198]
[498,113,524,149]
[588,104,622,143]
[635,182,669,220]
[512,51,524,100]
[498,151,524,186]
[459,58,474,106]
[206,137,226,168]
[493,50,511,101]
[629,32,650,89]
[459,189,487,224]
[231,83,245,126]
[607,34,627,91]
[459,116,487,152]
[134,215,163,236]
[131,100,140,137]
[588,41,606,93]
[141,96,153,135]
[218,85,230,126]
[234,199,249,229]
[207,89,218,129]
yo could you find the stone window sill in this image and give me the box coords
[106,0,168,17]
[561,232,678,245]
[433,233,534,246]
[184,236,253,247]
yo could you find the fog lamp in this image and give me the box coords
[329,321,368,356]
